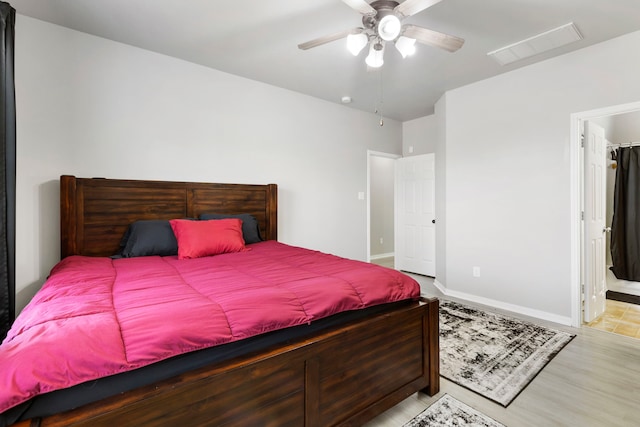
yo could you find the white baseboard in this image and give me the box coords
[432,280,572,326]
[370,252,394,260]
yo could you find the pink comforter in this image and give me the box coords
[0,241,419,413]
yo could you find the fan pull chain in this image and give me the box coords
[375,68,384,126]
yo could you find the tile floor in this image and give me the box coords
[587,299,640,338]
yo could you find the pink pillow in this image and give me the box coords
[169,218,246,259]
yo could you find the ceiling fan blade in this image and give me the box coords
[402,25,464,52]
[395,0,443,18]
[341,0,377,16]
[298,28,363,50]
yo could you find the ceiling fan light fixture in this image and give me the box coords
[346,32,368,56]
[377,14,401,41]
[298,0,465,69]
[365,41,385,68]
[395,36,416,58]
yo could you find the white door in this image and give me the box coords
[583,121,607,323]
[395,154,435,276]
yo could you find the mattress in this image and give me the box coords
[0,241,420,421]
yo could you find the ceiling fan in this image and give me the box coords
[298,0,464,68]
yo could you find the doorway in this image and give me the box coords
[367,151,436,277]
[571,101,640,329]
[594,112,640,304]
[367,151,400,265]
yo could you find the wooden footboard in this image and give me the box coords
[13,298,439,427]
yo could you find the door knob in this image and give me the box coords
[432,219,436,224]
[603,227,611,233]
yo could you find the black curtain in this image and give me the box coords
[0,1,15,341]
[611,147,640,282]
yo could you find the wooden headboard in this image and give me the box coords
[60,175,278,258]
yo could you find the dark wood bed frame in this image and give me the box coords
[13,175,439,427]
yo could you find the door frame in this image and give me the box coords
[367,150,401,262]
[570,100,640,327]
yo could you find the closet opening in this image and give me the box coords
[604,139,640,305]
[571,101,640,337]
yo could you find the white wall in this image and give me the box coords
[439,30,640,323]
[369,156,395,256]
[402,115,437,156]
[609,110,640,144]
[14,15,402,312]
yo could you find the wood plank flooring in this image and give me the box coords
[366,260,640,427]
[365,324,640,426]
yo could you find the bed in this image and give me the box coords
[2,175,439,427]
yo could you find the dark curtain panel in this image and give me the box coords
[611,147,640,282]
[0,1,15,341]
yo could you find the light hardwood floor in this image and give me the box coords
[366,323,640,426]
[367,258,640,427]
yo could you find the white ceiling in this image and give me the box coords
[10,0,640,121]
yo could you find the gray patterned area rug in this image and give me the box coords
[403,394,505,427]
[440,300,575,407]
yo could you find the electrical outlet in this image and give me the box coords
[473,266,480,277]
[379,237,384,245]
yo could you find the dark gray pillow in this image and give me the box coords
[118,220,178,257]
[198,213,262,244]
